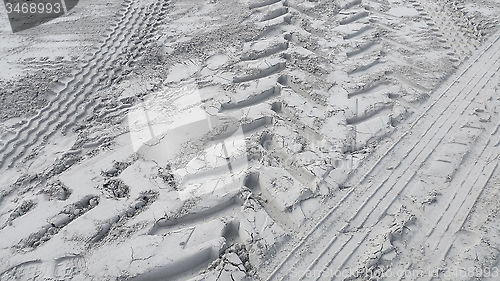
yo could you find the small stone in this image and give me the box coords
[126,208,135,217]
[50,214,72,228]
[318,182,329,196]
[47,227,58,235]
[89,198,99,207]
[10,211,20,219]
[135,201,146,209]
[106,166,118,175]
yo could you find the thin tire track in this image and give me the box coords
[320,46,500,279]
[264,30,500,281]
[0,0,135,154]
[7,8,144,167]
[0,1,141,169]
[60,1,169,135]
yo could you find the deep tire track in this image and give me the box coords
[264,29,500,281]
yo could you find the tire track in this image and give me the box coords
[426,126,500,241]
[0,0,142,169]
[343,25,374,40]
[16,196,99,250]
[121,4,294,277]
[349,109,500,279]
[264,30,500,281]
[340,4,398,150]
[355,0,461,97]
[0,0,136,150]
[252,1,331,188]
[411,0,478,59]
[21,7,147,145]
[11,1,170,168]
[60,1,170,135]
[324,40,500,278]
[277,75,328,109]
[342,26,500,188]
[148,197,240,236]
[233,62,286,83]
[220,86,280,112]
[345,40,379,58]
[326,82,499,280]
[141,0,319,255]
[92,192,157,243]
[424,153,499,280]
[339,11,369,25]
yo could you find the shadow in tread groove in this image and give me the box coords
[249,0,281,10]
[220,86,281,112]
[343,25,373,40]
[339,11,369,25]
[346,40,379,58]
[233,63,286,83]
[241,42,289,61]
[346,104,393,125]
[261,7,288,22]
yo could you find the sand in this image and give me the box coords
[0,0,500,280]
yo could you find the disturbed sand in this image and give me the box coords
[1,0,500,280]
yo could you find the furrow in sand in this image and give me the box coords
[264,30,500,281]
[10,0,170,167]
[313,38,500,277]
[0,0,137,156]
[0,2,143,169]
[61,0,170,135]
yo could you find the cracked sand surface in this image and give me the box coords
[1,0,500,280]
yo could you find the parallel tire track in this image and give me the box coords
[0,0,142,169]
[6,1,172,168]
[60,1,170,135]
[0,0,135,152]
[264,29,500,281]
[324,59,500,279]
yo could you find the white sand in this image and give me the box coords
[1,0,500,280]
